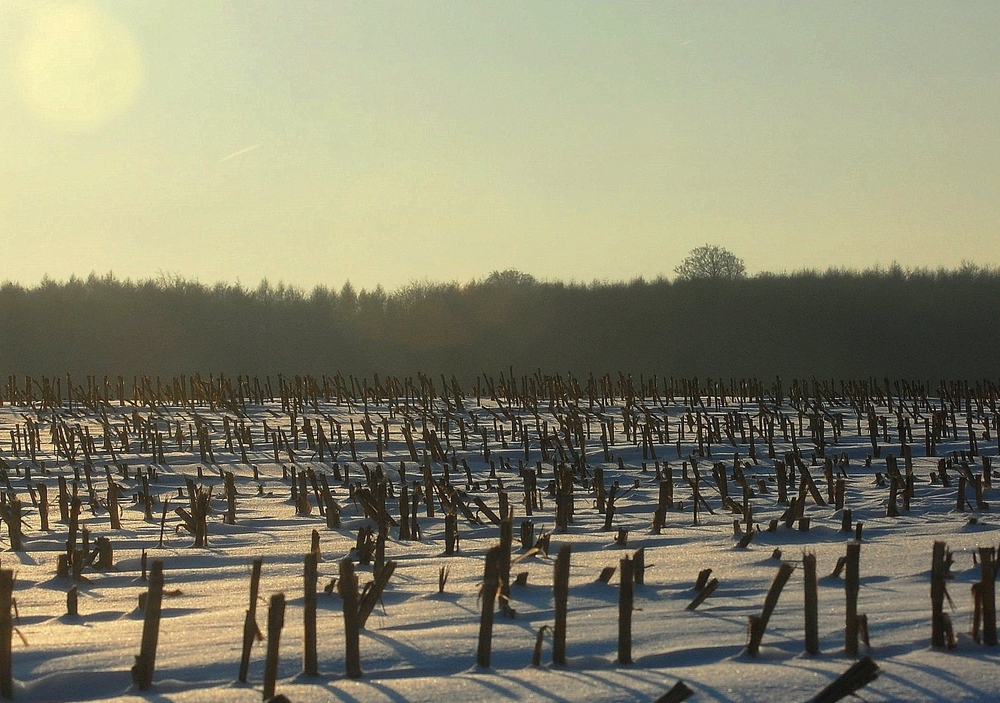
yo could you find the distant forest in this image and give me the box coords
[2,266,999,383]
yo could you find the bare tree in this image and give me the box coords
[674,244,746,281]
[482,270,537,287]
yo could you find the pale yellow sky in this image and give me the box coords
[2,1,999,291]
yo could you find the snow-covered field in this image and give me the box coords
[1,380,998,702]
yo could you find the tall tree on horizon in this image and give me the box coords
[674,244,747,281]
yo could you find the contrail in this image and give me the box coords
[221,143,263,162]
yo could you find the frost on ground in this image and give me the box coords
[1,377,998,702]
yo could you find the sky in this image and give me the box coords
[1,1,999,293]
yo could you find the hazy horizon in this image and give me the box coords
[4,258,1000,296]
[3,1,999,292]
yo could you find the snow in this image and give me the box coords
[1,386,998,702]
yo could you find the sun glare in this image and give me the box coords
[14,2,142,131]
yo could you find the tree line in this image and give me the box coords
[1,265,998,382]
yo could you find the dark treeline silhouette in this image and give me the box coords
[2,265,998,382]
